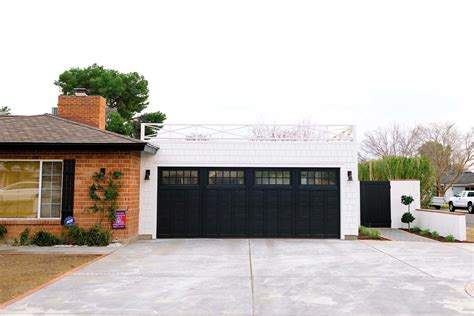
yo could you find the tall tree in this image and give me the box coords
[0,106,11,115]
[360,122,423,159]
[418,123,473,196]
[54,64,165,137]
[358,156,435,207]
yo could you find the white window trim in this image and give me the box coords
[0,159,63,220]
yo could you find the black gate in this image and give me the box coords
[360,181,391,227]
[157,167,340,238]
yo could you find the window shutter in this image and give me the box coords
[61,159,75,224]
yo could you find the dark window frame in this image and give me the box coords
[208,169,245,185]
[254,169,291,186]
[159,168,199,186]
[299,168,339,190]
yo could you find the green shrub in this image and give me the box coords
[420,229,430,236]
[19,228,31,245]
[445,235,455,242]
[86,225,112,246]
[31,231,61,246]
[0,224,7,239]
[359,225,370,235]
[431,231,439,239]
[369,229,381,239]
[63,225,112,246]
[359,225,381,239]
[401,212,415,229]
[411,226,422,233]
[64,226,88,245]
[358,156,435,207]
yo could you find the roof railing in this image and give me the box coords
[141,123,355,142]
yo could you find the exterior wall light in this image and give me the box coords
[347,171,353,181]
[145,169,151,180]
[100,168,106,177]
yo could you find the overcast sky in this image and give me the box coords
[0,0,472,138]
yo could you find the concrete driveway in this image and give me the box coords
[2,239,474,315]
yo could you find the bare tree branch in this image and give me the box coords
[360,122,422,159]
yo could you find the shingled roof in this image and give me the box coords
[441,171,474,186]
[0,114,157,152]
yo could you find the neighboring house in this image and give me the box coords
[139,123,360,239]
[442,171,474,200]
[0,92,156,240]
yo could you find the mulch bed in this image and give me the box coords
[0,254,101,305]
[400,229,473,243]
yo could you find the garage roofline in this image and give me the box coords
[141,123,355,142]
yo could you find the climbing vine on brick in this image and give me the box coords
[88,170,123,223]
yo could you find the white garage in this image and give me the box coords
[139,124,360,239]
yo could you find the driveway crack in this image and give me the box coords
[362,241,436,279]
[248,239,255,316]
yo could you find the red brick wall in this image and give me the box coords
[57,95,106,129]
[0,150,141,241]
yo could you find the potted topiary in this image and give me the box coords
[401,195,415,230]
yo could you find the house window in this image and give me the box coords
[40,162,63,218]
[0,161,63,218]
[161,170,198,185]
[255,171,290,185]
[209,170,245,185]
[301,170,337,185]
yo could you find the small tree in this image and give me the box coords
[401,195,414,212]
[401,195,415,229]
[401,212,415,230]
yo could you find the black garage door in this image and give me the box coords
[157,168,340,238]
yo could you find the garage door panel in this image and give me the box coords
[157,188,201,237]
[324,191,340,237]
[250,189,265,236]
[277,190,293,236]
[204,189,248,237]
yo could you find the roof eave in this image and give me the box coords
[0,143,147,151]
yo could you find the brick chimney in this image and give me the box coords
[57,88,106,129]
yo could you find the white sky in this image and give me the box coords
[0,0,473,138]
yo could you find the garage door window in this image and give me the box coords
[255,171,290,185]
[301,170,337,185]
[161,170,198,185]
[209,170,244,185]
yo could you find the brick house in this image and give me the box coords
[0,92,156,241]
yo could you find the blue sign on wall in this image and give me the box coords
[64,216,75,227]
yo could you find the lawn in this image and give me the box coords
[0,254,100,305]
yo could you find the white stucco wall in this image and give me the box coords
[414,209,467,241]
[140,140,360,239]
[390,180,421,228]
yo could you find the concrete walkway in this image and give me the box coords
[378,228,437,242]
[467,214,474,227]
[2,239,473,315]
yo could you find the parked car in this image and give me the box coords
[448,190,474,213]
[430,196,445,210]
[0,181,39,202]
